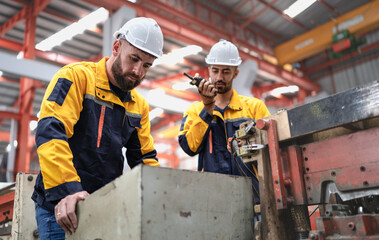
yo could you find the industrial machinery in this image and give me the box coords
[231,80,379,239]
[2,81,379,239]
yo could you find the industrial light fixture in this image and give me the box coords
[36,7,109,51]
[149,107,164,121]
[146,88,193,113]
[172,81,195,91]
[29,120,38,131]
[153,45,202,67]
[283,0,316,18]
[6,140,17,152]
[270,85,299,98]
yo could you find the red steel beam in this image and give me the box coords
[241,0,278,30]
[0,0,50,37]
[139,79,201,102]
[145,10,319,92]
[0,77,19,84]
[0,38,22,52]
[0,111,20,120]
[251,83,286,99]
[0,111,38,122]
[317,0,341,16]
[151,114,183,133]
[0,7,27,37]
[257,60,320,92]
[0,37,82,66]
[205,0,281,40]
[143,0,272,56]
[0,131,11,142]
[231,0,250,15]
[80,0,318,92]
[15,0,50,177]
[256,0,309,30]
[0,81,43,128]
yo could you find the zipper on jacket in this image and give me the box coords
[97,105,106,148]
[209,130,213,154]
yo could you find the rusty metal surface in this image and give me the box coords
[302,126,379,205]
[312,214,379,239]
[280,145,308,205]
[68,165,254,240]
[257,119,287,209]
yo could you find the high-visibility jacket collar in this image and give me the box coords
[228,89,243,111]
[95,57,135,105]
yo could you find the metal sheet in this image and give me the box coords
[0,52,60,82]
[287,80,379,138]
[68,165,254,240]
[11,173,38,240]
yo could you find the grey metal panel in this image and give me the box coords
[0,52,60,82]
[68,165,254,240]
[11,173,39,240]
[103,6,136,58]
[316,55,379,95]
[0,82,19,100]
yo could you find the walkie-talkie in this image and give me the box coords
[183,72,217,96]
[183,72,203,87]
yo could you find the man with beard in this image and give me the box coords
[178,39,270,205]
[32,17,163,239]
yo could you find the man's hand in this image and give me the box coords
[54,190,89,234]
[195,74,217,107]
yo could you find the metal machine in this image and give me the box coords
[231,80,379,239]
[2,81,379,239]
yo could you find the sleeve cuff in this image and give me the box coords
[199,108,213,123]
[45,181,83,202]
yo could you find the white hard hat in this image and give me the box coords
[113,17,164,58]
[205,39,242,66]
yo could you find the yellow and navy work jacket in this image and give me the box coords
[178,89,270,202]
[32,58,159,211]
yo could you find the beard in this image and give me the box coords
[111,55,143,92]
[214,80,232,94]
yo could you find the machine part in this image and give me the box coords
[302,126,379,205]
[67,165,255,240]
[253,81,379,239]
[311,214,379,239]
[324,182,379,203]
[205,39,242,66]
[235,120,256,139]
[257,119,288,209]
[360,195,379,213]
[324,204,354,217]
[113,17,163,57]
[235,144,265,158]
[289,205,311,240]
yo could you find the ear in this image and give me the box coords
[112,40,121,57]
[233,69,239,79]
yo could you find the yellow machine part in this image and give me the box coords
[274,0,379,65]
